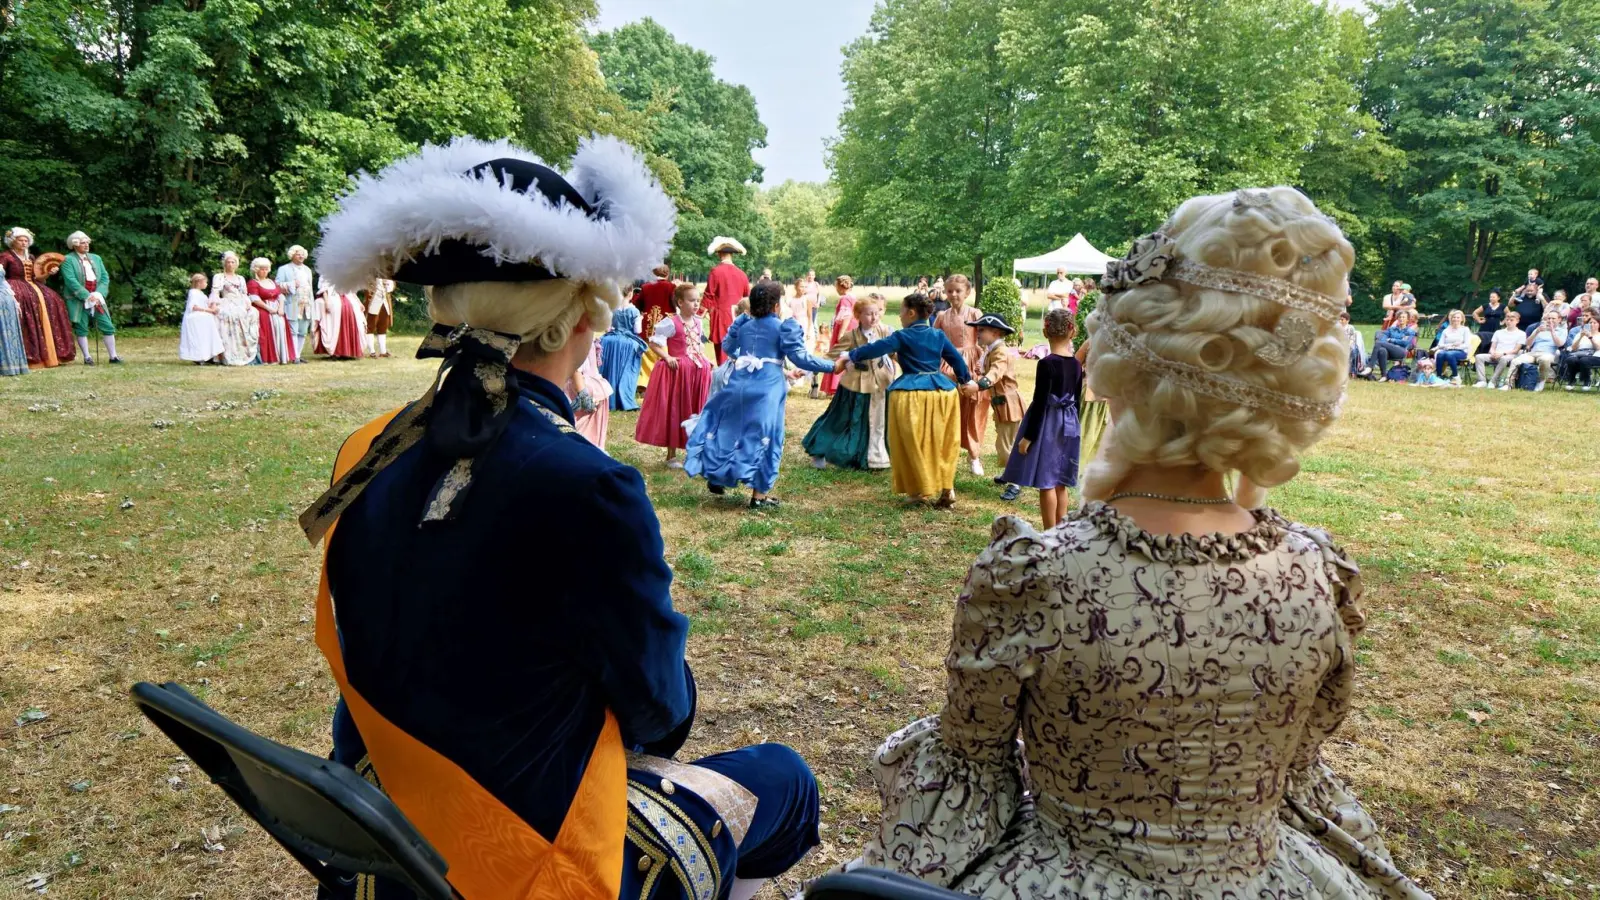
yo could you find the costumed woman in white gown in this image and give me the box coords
[857,187,1433,900]
[178,273,225,364]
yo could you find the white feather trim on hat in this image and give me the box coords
[707,236,747,256]
[314,134,678,293]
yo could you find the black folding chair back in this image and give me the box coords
[806,867,969,900]
[130,681,455,900]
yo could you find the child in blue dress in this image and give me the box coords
[598,302,647,410]
[685,282,837,508]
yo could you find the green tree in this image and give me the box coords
[1362,0,1600,303]
[998,0,1384,252]
[755,180,859,279]
[0,0,630,321]
[830,0,1017,297]
[590,19,771,274]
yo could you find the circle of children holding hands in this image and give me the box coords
[288,154,1433,900]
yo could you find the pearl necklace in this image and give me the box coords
[1107,491,1234,506]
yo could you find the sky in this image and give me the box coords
[592,0,877,186]
[592,0,1370,186]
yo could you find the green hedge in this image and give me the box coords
[980,278,1025,345]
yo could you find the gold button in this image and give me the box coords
[659,778,674,795]
[637,856,652,872]
[711,821,723,838]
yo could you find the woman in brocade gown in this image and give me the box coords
[2,227,75,367]
[212,251,260,366]
[249,257,298,365]
[0,275,28,375]
[857,188,1432,900]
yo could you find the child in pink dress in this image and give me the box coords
[634,283,713,467]
[566,338,613,450]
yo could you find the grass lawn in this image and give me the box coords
[1,334,1598,899]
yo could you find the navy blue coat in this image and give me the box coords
[327,371,694,839]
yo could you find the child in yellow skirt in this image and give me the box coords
[837,291,976,507]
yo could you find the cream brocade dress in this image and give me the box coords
[865,503,1433,900]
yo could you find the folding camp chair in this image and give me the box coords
[805,868,968,900]
[130,681,455,899]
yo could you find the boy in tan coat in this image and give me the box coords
[967,314,1026,500]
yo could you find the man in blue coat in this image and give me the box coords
[301,136,820,900]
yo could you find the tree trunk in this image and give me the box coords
[974,254,984,302]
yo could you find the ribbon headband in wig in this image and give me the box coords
[1092,316,1341,422]
[1095,200,1346,420]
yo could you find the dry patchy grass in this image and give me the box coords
[1,335,1597,898]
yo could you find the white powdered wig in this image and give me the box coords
[315,135,678,294]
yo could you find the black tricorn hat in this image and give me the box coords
[316,136,677,291]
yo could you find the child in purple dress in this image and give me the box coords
[1000,309,1084,529]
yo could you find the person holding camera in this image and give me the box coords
[1513,310,1567,390]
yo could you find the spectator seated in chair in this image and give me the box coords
[1558,308,1600,391]
[1430,309,1473,385]
[1512,311,1567,392]
[1364,309,1417,380]
[1475,310,1524,389]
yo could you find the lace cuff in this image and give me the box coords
[862,716,1022,889]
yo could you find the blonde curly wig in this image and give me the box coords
[426,280,619,358]
[1082,187,1354,507]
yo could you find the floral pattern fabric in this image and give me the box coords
[863,502,1433,900]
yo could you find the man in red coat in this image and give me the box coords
[636,264,677,336]
[703,236,750,364]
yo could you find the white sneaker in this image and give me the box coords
[1450,376,1461,385]
[1473,380,1487,388]
[811,456,826,469]
[1535,381,1546,392]
[1499,384,1510,391]
[1564,384,1575,392]
[667,459,684,469]
[969,457,985,477]
[1584,385,1594,392]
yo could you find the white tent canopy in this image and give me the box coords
[1013,233,1114,276]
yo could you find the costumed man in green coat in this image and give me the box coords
[59,231,121,364]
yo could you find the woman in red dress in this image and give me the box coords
[314,280,366,360]
[818,275,857,396]
[2,228,75,367]
[248,257,298,365]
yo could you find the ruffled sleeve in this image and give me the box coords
[650,315,676,351]
[863,517,1048,887]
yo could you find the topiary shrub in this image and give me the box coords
[1075,290,1099,342]
[979,277,1025,345]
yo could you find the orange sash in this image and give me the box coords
[315,411,627,899]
